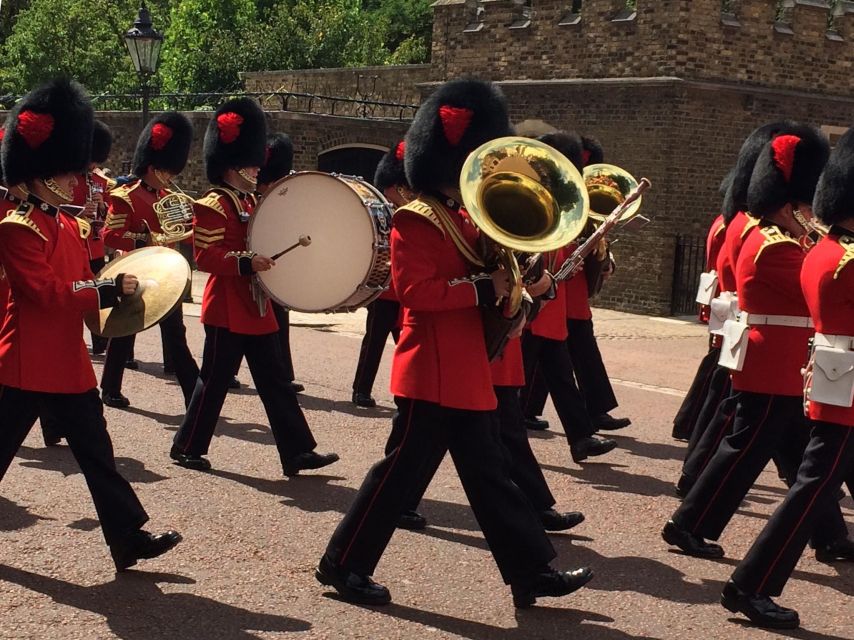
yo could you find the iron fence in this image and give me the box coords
[671,234,706,315]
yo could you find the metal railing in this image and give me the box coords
[670,234,706,315]
[0,90,419,121]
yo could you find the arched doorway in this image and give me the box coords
[317,144,388,185]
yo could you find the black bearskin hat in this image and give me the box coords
[374,140,408,191]
[723,121,799,222]
[132,112,193,176]
[404,78,512,193]
[813,126,854,227]
[257,133,293,186]
[91,120,113,165]
[204,97,267,184]
[580,136,604,167]
[1,78,93,186]
[747,125,829,218]
[538,131,584,171]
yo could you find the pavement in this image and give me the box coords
[0,275,851,640]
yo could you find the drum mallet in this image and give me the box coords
[270,235,312,261]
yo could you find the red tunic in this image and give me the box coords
[71,169,115,261]
[193,188,278,336]
[0,189,25,307]
[731,223,812,397]
[801,230,854,427]
[103,179,177,252]
[528,247,570,341]
[564,241,593,322]
[717,211,757,294]
[0,203,103,393]
[699,214,728,323]
[490,336,525,387]
[389,200,496,411]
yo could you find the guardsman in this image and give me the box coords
[0,78,180,570]
[723,126,854,630]
[170,98,338,476]
[350,141,407,408]
[317,79,593,608]
[663,125,852,562]
[520,132,617,463]
[256,132,303,394]
[100,112,200,409]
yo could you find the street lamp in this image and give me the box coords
[124,3,163,129]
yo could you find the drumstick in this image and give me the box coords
[270,235,312,261]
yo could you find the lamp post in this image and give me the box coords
[124,3,163,130]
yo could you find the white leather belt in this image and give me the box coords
[745,313,814,328]
[815,333,854,350]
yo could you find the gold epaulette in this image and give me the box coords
[196,191,228,219]
[395,198,445,237]
[834,235,854,280]
[713,219,727,238]
[109,182,138,210]
[77,217,92,239]
[741,215,760,239]
[755,225,798,262]
[93,168,117,192]
[0,203,48,241]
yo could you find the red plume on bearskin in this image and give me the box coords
[150,123,173,151]
[257,133,293,186]
[16,111,55,149]
[0,127,5,143]
[439,106,473,147]
[217,112,244,144]
[771,135,800,183]
[395,141,406,161]
[374,139,409,192]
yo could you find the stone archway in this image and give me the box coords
[316,144,388,184]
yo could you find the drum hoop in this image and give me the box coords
[249,171,392,313]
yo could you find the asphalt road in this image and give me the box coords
[0,297,851,640]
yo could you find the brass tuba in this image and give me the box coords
[460,136,590,316]
[583,163,644,225]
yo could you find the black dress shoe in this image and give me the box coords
[593,413,632,431]
[43,434,62,447]
[511,566,593,608]
[170,445,212,471]
[525,416,549,431]
[815,537,854,562]
[102,391,131,409]
[283,451,340,476]
[540,508,585,532]
[124,359,139,370]
[571,436,617,463]
[228,376,241,390]
[289,381,305,394]
[91,346,106,356]
[397,510,427,530]
[662,520,724,558]
[352,392,376,408]
[315,554,391,605]
[720,580,799,629]
[111,529,183,572]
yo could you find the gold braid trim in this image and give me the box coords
[755,226,798,262]
[741,215,760,239]
[834,235,854,280]
[77,217,92,239]
[109,182,137,209]
[396,197,485,268]
[0,204,48,241]
[196,192,228,219]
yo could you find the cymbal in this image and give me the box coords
[85,247,191,338]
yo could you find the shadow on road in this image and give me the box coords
[297,392,396,418]
[542,462,677,498]
[729,618,852,640]
[610,435,689,462]
[0,565,311,640]
[122,406,184,427]
[0,497,51,532]
[15,446,168,484]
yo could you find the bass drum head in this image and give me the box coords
[250,172,378,312]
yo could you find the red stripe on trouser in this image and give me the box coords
[340,400,415,567]
[181,326,220,452]
[757,428,852,593]
[522,361,541,414]
[692,396,774,534]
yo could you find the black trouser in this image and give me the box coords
[566,318,618,416]
[172,325,317,468]
[732,421,854,596]
[325,397,556,583]
[521,333,596,446]
[681,389,740,485]
[673,346,721,440]
[522,367,550,419]
[101,305,199,405]
[683,365,732,460]
[673,393,846,545]
[272,303,296,382]
[89,257,108,354]
[0,386,148,545]
[352,299,400,396]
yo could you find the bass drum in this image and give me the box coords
[248,171,393,313]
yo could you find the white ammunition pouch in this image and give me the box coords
[709,291,739,336]
[718,316,750,371]
[805,334,854,408]
[695,270,718,307]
